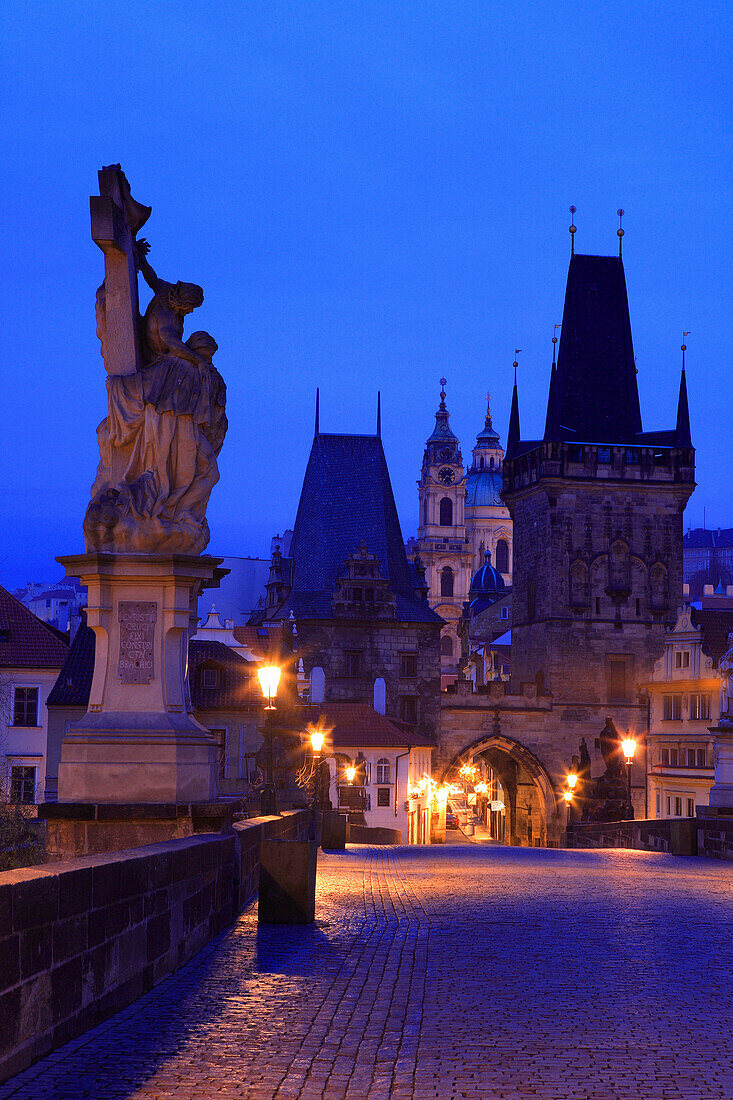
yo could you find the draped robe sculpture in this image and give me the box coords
[85,166,227,555]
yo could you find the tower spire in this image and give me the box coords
[506,353,521,459]
[376,390,381,437]
[314,387,320,436]
[676,333,692,445]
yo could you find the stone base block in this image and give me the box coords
[39,799,242,860]
[258,839,317,924]
[321,812,347,850]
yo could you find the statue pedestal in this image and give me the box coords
[57,552,226,804]
[709,726,733,809]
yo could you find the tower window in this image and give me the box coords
[423,499,428,526]
[440,634,453,656]
[440,566,454,597]
[480,457,484,468]
[439,497,453,526]
[490,457,495,468]
[495,539,509,574]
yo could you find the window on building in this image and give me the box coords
[344,651,363,677]
[10,765,36,804]
[595,596,601,616]
[675,796,683,816]
[400,653,417,678]
[480,457,484,468]
[625,448,640,465]
[202,667,219,689]
[500,606,509,621]
[675,651,690,669]
[399,696,418,724]
[607,657,630,702]
[669,747,678,766]
[689,694,711,720]
[655,791,661,816]
[687,797,695,817]
[697,747,707,767]
[662,694,682,721]
[422,499,428,526]
[687,748,696,767]
[376,758,390,784]
[364,588,374,603]
[439,497,453,526]
[440,566,454,597]
[495,539,509,574]
[377,787,391,807]
[661,748,669,766]
[597,447,611,464]
[13,688,39,727]
[440,634,453,657]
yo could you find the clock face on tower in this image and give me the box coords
[438,467,455,485]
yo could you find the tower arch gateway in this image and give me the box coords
[441,733,563,847]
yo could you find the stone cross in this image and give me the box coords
[90,165,151,376]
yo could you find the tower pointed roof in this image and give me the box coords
[282,432,440,623]
[475,394,501,447]
[675,366,691,446]
[544,253,642,444]
[505,373,520,460]
[426,377,459,445]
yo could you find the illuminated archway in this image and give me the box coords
[441,733,562,847]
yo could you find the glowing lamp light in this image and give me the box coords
[475,782,489,795]
[563,790,573,803]
[621,737,637,763]
[345,765,356,783]
[309,729,325,754]
[567,772,578,790]
[257,665,281,708]
[418,777,428,793]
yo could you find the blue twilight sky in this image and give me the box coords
[2,1,731,590]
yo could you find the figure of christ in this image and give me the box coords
[84,240,227,556]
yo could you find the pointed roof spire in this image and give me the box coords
[545,253,642,443]
[474,390,501,447]
[544,329,562,441]
[376,390,381,437]
[676,333,692,445]
[314,387,320,436]
[505,354,521,459]
[426,376,459,444]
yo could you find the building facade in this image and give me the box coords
[644,603,733,818]
[414,386,512,682]
[437,248,696,845]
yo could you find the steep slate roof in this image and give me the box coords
[0,584,69,670]
[47,619,95,706]
[282,433,441,624]
[544,254,643,444]
[308,701,435,749]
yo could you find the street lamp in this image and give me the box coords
[345,764,356,784]
[309,726,326,841]
[257,665,281,815]
[567,771,577,791]
[621,736,637,820]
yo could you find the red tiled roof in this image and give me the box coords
[0,585,69,670]
[306,702,435,750]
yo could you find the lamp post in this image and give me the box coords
[309,727,325,841]
[621,736,637,820]
[257,665,281,816]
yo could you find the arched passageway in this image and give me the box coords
[441,734,562,847]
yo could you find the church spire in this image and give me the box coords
[505,356,521,460]
[675,335,691,446]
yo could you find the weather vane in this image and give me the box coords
[681,331,690,370]
[569,206,577,254]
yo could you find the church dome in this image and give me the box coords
[468,551,506,614]
[465,466,503,507]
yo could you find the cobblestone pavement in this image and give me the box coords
[2,845,733,1099]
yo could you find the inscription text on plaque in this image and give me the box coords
[118,600,157,684]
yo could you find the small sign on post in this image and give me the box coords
[118,600,157,683]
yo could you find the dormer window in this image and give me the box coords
[202,667,219,689]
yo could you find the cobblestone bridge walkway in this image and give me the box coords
[2,846,732,1099]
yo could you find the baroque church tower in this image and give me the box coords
[502,250,695,704]
[416,381,513,682]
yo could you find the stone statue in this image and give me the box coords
[84,166,227,555]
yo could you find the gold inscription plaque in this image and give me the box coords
[118,600,157,684]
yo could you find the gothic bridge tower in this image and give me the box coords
[502,250,695,710]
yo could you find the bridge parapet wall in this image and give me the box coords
[0,810,309,1085]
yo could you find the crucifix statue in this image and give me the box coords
[85,166,227,556]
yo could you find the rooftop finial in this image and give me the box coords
[314,387,320,436]
[376,390,381,437]
[681,331,690,371]
[569,206,577,255]
[617,208,625,257]
[439,376,447,410]
[513,350,521,384]
[552,323,560,365]
[485,390,492,425]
